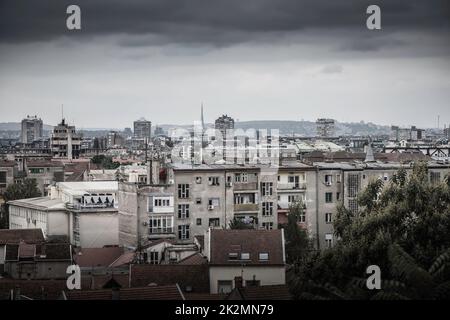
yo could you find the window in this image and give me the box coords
[259,253,269,261]
[208,176,220,186]
[348,199,358,213]
[218,280,233,294]
[241,253,250,260]
[325,213,332,224]
[149,216,173,234]
[196,218,202,226]
[178,225,190,240]
[325,192,333,203]
[228,253,238,260]
[299,211,306,223]
[208,198,220,207]
[29,168,44,174]
[0,171,6,187]
[336,174,341,183]
[178,184,190,198]
[325,174,333,184]
[149,251,159,265]
[325,234,333,248]
[288,195,299,203]
[153,197,171,207]
[209,218,220,227]
[348,173,361,197]
[234,173,249,183]
[195,198,202,204]
[430,172,441,185]
[261,182,273,196]
[262,222,273,230]
[336,192,341,201]
[262,202,273,216]
[177,204,190,219]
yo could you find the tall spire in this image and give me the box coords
[201,102,205,131]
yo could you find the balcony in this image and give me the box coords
[66,203,117,211]
[234,203,259,212]
[277,182,307,191]
[233,182,258,191]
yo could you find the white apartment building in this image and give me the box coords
[8,181,119,248]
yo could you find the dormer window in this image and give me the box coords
[259,253,269,261]
[228,253,238,260]
[241,253,250,260]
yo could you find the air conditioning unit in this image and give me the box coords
[142,222,148,226]
[226,182,233,187]
[208,205,214,210]
[168,179,174,184]
[325,182,332,186]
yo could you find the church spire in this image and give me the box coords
[201,102,205,131]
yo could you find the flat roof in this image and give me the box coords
[8,197,65,211]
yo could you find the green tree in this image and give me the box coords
[290,162,450,300]
[91,155,120,169]
[1,178,42,229]
[284,200,311,264]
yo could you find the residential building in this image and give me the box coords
[8,181,119,248]
[204,229,286,294]
[51,119,82,159]
[0,229,45,274]
[20,115,43,144]
[214,114,235,137]
[316,118,335,138]
[24,160,65,196]
[3,241,72,280]
[134,118,152,139]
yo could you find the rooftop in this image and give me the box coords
[208,229,285,266]
[0,229,45,245]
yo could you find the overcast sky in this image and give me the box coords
[0,0,449,129]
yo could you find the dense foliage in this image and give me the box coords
[0,178,42,229]
[91,155,120,169]
[290,162,450,299]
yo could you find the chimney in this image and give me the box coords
[112,287,120,300]
[234,276,243,289]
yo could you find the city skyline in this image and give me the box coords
[1,0,449,128]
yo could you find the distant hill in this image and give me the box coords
[0,120,391,137]
[0,122,53,131]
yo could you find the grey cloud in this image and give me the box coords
[0,0,448,47]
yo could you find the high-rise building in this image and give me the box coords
[214,114,235,137]
[133,118,152,139]
[316,118,335,138]
[21,115,43,144]
[51,118,82,159]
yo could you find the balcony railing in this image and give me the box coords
[66,203,116,210]
[234,203,259,212]
[277,182,307,190]
[233,182,258,191]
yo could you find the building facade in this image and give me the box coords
[21,115,43,144]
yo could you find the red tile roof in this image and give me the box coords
[209,229,284,266]
[227,284,293,300]
[0,229,45,245]
[130,264,210,293]
[178,253,207,265]
[64,284,184,300]
[74,247,124,268]
[0,279,67,300]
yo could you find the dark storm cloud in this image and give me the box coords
[0,0,448,46]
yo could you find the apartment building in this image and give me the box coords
[8,181,119,248]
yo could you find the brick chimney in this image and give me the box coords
[234,276,243,289]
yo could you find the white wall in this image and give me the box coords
[78,213,119,248]
[209,265,286,294]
